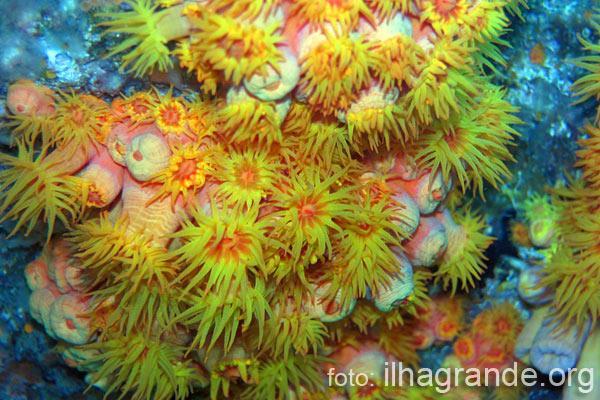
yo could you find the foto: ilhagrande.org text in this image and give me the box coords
[327,362,594,394]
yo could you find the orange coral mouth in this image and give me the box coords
[160,105,183,126]
[235,162,259,188]
[155,99,188,134]
[484,347,507,363]
[174,159,199,182]
[65,319,76,330]
[210,232,252,263]
[131,99,151,115]
[324,298,340,315]
[298,199,321,225]
[454,337,474,360]
[87,186,106,207]
[224,39,245,59]
[437,319,458,339]
[69,107,86,125]
[495,317,512,334]
[239,169,256,186]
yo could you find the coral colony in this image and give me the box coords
[6,0,600,399]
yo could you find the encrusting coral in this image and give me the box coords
[0,0,526,399]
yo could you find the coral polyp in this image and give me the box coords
[68,215,180,335]
[99,0,187,77]
[447,302,524,398]
[218,93,283,146]
[531,17,600,337]
[289,0,374,34]
[435,208,494,294]
[183,3,284,85]
[150,142,215,206]
[420,0,469,35]
[0,142,86,237]
[415,85,519,196]
[52,92,109,150]
[333,197,406,302]
[366,0,410,21]
[215,150,280,209]
[5,80,56,145]
[154,96,190,136]
[270,168,355,264]
[174,205,268,300]
[407,36,476,124]
[85,333,200,400]
[371,35,424,92]
[0,0,529,398]
[299,33,375,114]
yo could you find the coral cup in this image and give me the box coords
[78,147,125,208]
[517,267,552,305]
[49,293,92,345]
[530,313,591,376]
[47,239,77,293]
[243,45,300,101]
[7,79,56,116]
[528,217,556,248]
[371,251,414,312]
[562,327,600,400]
[119,175,183,244]
[29,286,61,334]
[25,259,51,291]
[404,215,448,267]
[394,169,452,214]
[304,280,357,323]
[124,131,171,182]
[514,305,550,364]
[391,190,420,237]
